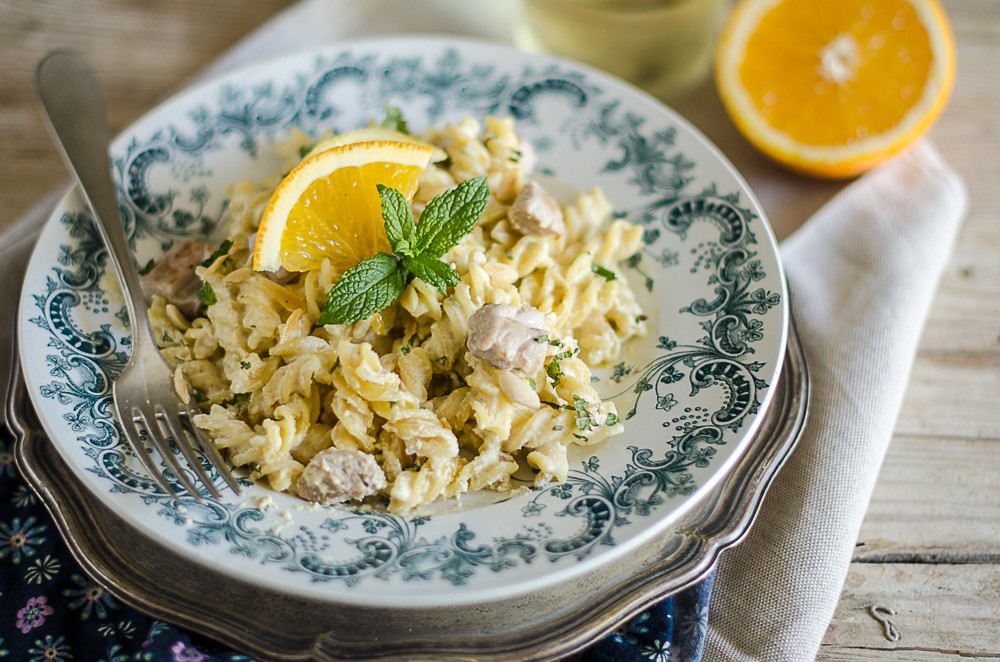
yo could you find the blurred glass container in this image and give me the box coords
[513,0,728,102]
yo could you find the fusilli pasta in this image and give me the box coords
[149,116,647,513]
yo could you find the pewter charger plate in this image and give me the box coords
[18,36,788,608]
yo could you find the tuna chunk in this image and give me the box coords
[141,239,209,318]
[508,181,565,237]
[466,303,547,375]
[297,448,387,505]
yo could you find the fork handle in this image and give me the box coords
[36,50,154,351]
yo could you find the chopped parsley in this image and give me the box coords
[201,239,234,267]
[197,281,217,307]
[591,262,617,281]
[572,395,597,432]
[223,392,251,412]
[546,349,573,386]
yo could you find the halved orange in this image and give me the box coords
[715,0,955,178]
[253,140,434,273]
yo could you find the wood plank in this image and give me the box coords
[918,318,1000,356]
[820,649,997,662]
[895,356,1000,440]
[820,563,1000,659]
[0,0,296,232]
[907,0,1000,358]
[856,436,1000,559]
[921,223,1000,349]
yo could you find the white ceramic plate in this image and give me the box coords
[19,36,787,608]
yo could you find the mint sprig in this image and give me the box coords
[317,176,488,326]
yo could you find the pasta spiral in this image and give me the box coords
[157,115,647,512]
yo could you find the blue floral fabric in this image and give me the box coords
[0,429,712,661]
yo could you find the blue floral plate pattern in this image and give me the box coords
[18,37,787,608]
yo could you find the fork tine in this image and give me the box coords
[133,406,204,501]
[118,404,182,500]
[156,405,222,500]
[179,407,242,496]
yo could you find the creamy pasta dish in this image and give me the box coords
[146,115,647,513]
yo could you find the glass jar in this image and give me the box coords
[513,0,728,101]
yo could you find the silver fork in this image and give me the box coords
[36,50,241,501]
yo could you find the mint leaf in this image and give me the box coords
[402,253,460,294]
[317,253,406,325]
[413,176,489,258]
[381,104,409,134]
[378,184,415,254]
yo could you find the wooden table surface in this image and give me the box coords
[1,1,997,658]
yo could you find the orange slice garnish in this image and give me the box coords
[253,139,433,273]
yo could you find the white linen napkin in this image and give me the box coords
[705,141,967,659]
[5,1,967,658]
